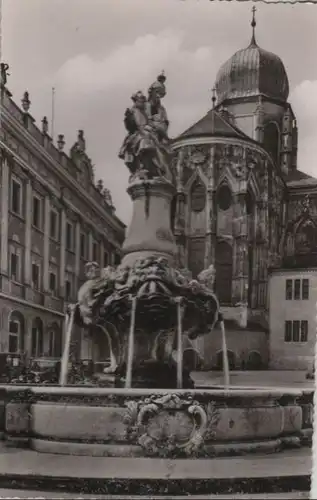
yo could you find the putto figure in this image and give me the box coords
[119,72,173,182]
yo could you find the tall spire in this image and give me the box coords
[250,5,257,46]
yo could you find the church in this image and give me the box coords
[171,9,317,371]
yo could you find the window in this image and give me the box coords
[284,320,308,343]
[80,233,86,259]
[302,279,309,300]
[10,251,21,282]
[31,263,40,290]
[11,178,22,215]
[49,331,55,358]
[48,329,62,358]
[103,250,109,267]
[284,321,292,343]
[300,321,308,342]
[217,185,232,211]
[285,279,293,300]
[114,253,121,266]
[49,272,57,295]
[285,278,310,300]
[66,222,73,251]
[92,241,98,262]
[65,279,72,301]
[32,195,42,229]
[50,210,58,240]
[31,320,44,357]
[294,279,301,300]
[191,180,206,213]
[292,320,300,342]
[9,319,20,353]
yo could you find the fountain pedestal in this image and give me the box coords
[122,179,177,267]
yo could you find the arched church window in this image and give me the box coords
[295,220,317,254]
[263,122,280,164]
[191,180,206,213]
[217,185,232,211]
[8,311,25,354]
[215,240,233,303]
[246,190,254,216]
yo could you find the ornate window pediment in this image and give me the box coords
[295,218,317,254]
[70,130,94,187]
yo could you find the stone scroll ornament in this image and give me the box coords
[74,258,219,340]
[123,393,209,457]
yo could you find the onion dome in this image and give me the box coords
[215,7,289,104]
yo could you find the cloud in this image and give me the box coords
[290,80,317,177]
[50,30,218,224]
[55,29,215,98]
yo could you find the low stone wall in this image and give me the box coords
[0,385,313,457]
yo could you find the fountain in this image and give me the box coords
[0,72,312,497]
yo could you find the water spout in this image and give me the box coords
[59,306,75,386]
[125,295,137,388]
[219,313,230,389]
[176,297,183,389]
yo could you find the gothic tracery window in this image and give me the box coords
[191,179,206,213]
[263,122,280,165]
[217,184,232,211]
[215,240,233,303]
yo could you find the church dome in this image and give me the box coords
[215,11,289,104]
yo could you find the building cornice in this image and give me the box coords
[171,135,287,188]
[172,135,268,161]
[269,268,317,276]
[1,107,125,233]
[287,184,317,195]
[0,292,65,317]
[0,141,122,250]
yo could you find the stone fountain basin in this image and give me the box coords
[1,386,313,458]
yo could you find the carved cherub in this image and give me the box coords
[77,262,101,325]
[197,264,216,292]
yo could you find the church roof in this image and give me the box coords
[214,10,289,105]
[174,108,252,142]
[286,169,317,188]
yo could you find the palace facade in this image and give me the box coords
[0,83,125,363]
[171,15,317,371]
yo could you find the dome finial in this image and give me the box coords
[211,87,217,108]
[250,5,257,46]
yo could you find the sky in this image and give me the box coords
[2,0,317,225]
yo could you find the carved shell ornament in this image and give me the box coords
[123,393,208,457]
[191,151,207,165]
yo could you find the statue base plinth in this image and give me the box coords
[122,178,176,267]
